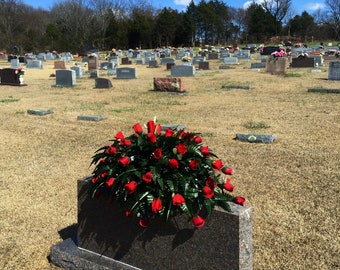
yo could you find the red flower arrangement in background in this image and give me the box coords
[90,119,245,229]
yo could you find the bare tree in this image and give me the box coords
[324,0,340,39]
[261,0,292,34]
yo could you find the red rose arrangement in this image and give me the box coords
[90,119,245,229]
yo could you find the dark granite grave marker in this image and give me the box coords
[160,57,175,65]
[198,61,209,70]
[49,177,252,270]
[166,63,175,70]
[208,52,219,59]
[0,68,23,86]
[148,60,158,68]
[89,70,98,78]
[308,88,340,93]
[95,78,113,88]
[121,57,131,65]
[291,57,315,68]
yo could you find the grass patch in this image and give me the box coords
[78,100,110,110]
[111,108,136,113]
[0,96,20,103]
[282,72,302,78]
[243,120,270,129]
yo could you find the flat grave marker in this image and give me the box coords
[27,109,53,116]
[235,133,277,143]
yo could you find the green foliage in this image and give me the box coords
[243,120,270,129]
[0,96,20,103]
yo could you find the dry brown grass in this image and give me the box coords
[0,56,339,269]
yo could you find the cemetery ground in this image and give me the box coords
[0,56,339,270]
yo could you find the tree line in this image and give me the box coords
[0,0,338,55]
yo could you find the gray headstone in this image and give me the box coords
[26,60,43,69]
[55,69,76,87]
[328,61,340,80]
[161,124,186,131]
[235,133,277,143]
[77,115,107,121]
[95,78,113,88]
[160,57,175,65]
[70,66,84,78]
[170,65,195,77]
[27,109,53,115]
[116,67,137,79]
[192,56,205,65]
[100,62,113,70]
[250,62,266,69]
[223,57,239,65]
[10,59,20,69]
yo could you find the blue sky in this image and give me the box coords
[24,0,326,15]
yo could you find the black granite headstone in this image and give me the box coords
[95,78,113,88]
[0,68,20,86]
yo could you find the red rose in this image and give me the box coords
[148,133,157,143]
[153,148,163,160]
[205,176,216,189]
[222,167,233,175]
[115,131,124,140]
[91,176,98,184]
[125,210,132,217]
[192,215,205,228]
[176,144,187,155]
[147,120,156,134]
[179,131,189,139]
[189,159,199,170]
[120,138,131,147]
[139,218,149,228]
[118,156,130,166]
[100,171,108,178]
[156,124,162,135]
[168,158,179,169]
[105,177,115,187]
[224,178,234,192]
[124,181,137,194]
[202,186,214,198]
[200,146,209,156]
[142,172,153,183]
[164,128,175,137]
[151,198,162,213]
[133,123,143,133]
[194,136,202,144]
[234,196,245,206]
[172,193,185,206]
[106,146,117,155]
[212,159,223,170]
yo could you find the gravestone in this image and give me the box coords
[148,60,158,68]
[54,69,76,87]
[77,115,107,121]
[251,62,266,69]
[208,52,219,60]
[27,109,53,116]
[54,61,66,69]
[198,62,209,70]
[19,56,26,63]
[220,51,230,59]
[95,78,113,88]
[291,57,315,68]
[49,176,252,270]
[121,57,131,65]
[135,59,143,65]
[70,66,84,78]
[171,65,195,77]
[100,62,113,70]
[88,55,99,70]
[223,57,239,65]
[328,61,340,80]
[10,59,20,69]
[26,60,43,69]
[234,50,251,60]
[0,68,22,86]
[266,57,288,74]
[160,57,175,65]
[166,63,175,70]
[310,55,324,67]
[235,133,276,143]
[261,46,280,55]
[89,70,98,78]
[192,56,205,65]
[116,67,137,79]
[153,78,185,92]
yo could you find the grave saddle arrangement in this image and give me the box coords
[15,67,25,76]
[90,119,245,229]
